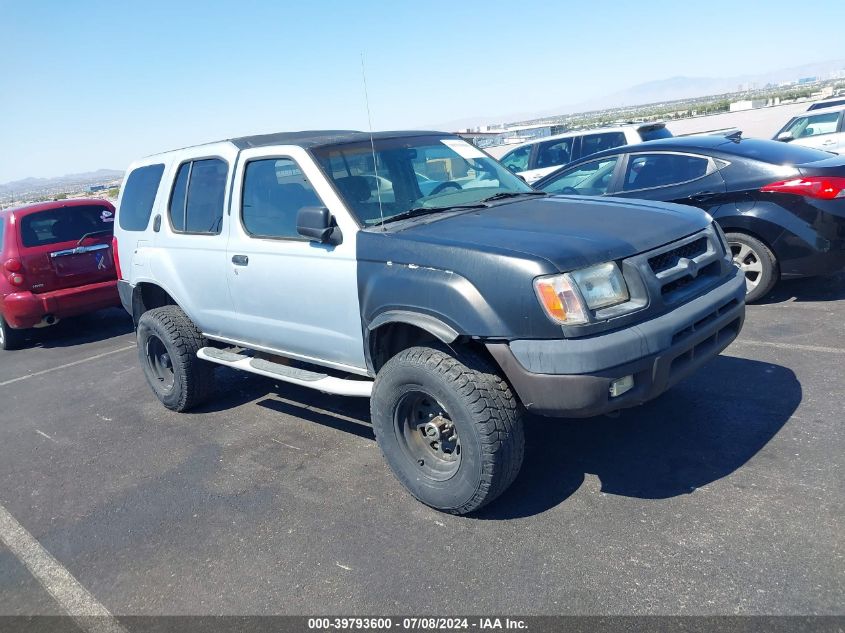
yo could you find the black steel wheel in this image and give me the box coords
[371,345,524,515]
[144,334,175,392]
[136,306,214,412]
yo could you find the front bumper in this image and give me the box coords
[487,269,746,418]
[1,280,120,329]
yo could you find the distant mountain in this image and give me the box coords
[566,59,845,112]
[0,169,123,197]
[430,58,845,130]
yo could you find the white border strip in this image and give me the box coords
[732,339,845,355]
[0,503,128,632]
[0,345,135,388]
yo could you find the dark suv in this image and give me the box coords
[0,199,120,350]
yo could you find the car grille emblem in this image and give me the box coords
[679,257,699,278]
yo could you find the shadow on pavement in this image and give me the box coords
[27,308,134,349]
[478,355,801,520]
[194,353,801,521]
[756,271,845,305]
[255,397,374,441]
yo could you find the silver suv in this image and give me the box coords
[774,104,845,154]
[114,130,745,514]
[497,123,672,184]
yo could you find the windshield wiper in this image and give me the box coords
[480,191,547,203]
[77,229,112,245]
[375,204,485,226]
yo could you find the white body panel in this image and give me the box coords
[114,141,368,374]
[225,145,366,371]
[518,165,560,185]
[791,131,844,154]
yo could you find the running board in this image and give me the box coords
[197,348,373,397]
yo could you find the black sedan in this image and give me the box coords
[532,135,845,301]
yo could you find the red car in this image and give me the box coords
[0,199,121,350]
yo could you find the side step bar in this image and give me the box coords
[197,348,373,397]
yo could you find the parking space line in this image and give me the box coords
[733,339,845,355]
[0,345,135,388]
[0,503,128,633]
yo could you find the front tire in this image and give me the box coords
[726,232,778,303]
[371,346,524,515]
[136,306,214,412]
[0,314,25,351]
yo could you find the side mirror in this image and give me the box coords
[776,131,794,142]
[297,206,342,245]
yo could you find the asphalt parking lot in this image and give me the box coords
[0,274,843,617]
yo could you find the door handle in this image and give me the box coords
[231,255,249,266]
[689,191,719,202]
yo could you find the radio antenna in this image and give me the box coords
[360,52,385,230]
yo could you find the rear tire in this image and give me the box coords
[0,315,25,351]
[371,345,524,515]
[136,306,214,412]
[726,232,778,303]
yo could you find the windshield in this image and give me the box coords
[311,135,534,226]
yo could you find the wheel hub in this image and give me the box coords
[730,241,763,291]
[394,392,462,481]
[145,335,175,390]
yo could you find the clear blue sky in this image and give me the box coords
[1,0,844,182]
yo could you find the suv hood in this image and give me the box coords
[393,196,712,272]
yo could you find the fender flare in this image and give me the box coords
[366,310,460,344]
[364,310,461,374]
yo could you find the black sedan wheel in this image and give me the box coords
[726,232,778,303]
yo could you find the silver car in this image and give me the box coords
[774,104,845,154]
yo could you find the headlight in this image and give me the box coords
[534,262,629,325]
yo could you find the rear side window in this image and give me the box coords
[241,158,322,239]
[639,126,673,142]
[623,154,710,191]
[118,164,165,231]
[580,132,627,158]
[535,138,575,169]
[20,205,114,248]
[169,158,228,234]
